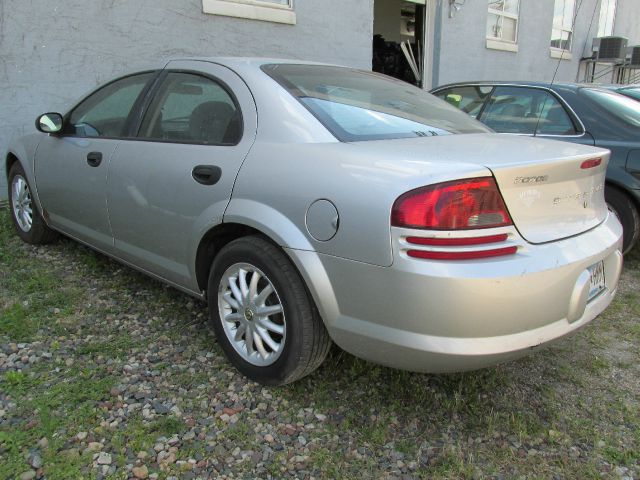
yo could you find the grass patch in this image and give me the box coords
[76,336,138,358]
[146,416,187,437]
[0,365,116,479]
[0,212,82,342]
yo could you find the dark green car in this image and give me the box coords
[601,85,640,102]
[431,82,640,253]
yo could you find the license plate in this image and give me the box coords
[587,261,606,301]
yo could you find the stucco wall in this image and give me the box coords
[0,0,374,198]
[435,0,639,87]
[614,0,640,45]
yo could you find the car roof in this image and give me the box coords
[431,81,615,92]
[616,85,640,91]
[161,56,337,69]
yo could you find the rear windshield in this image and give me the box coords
[581,88,640,128]
[262,64,490,142]
[619,88,640,102]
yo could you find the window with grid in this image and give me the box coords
[597,0,617,37]
[551,0,576,51]
[486,0,520,44]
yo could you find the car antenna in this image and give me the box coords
[535,0,585,137]
[575,0,600,82]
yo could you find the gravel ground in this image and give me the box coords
[1,207,639,480]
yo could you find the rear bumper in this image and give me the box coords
[286,213,623,373]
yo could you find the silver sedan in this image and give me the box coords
[5,58,623,385]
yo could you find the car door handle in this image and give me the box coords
[87,151,103,167]
[192,165,222,186]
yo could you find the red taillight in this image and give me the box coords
[407,246,517,260]
[391,177,512,230]
[580,158,602,169]
[406,234,508,246]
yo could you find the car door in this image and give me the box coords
[34,72,157,251]
[107,61,257,291]
[478,85,595,146]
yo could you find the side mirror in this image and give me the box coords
[36,113,63,134]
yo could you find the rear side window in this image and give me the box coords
[139,72,242,145]
[480,86,577,135]
[67,73,154,138]
[433,86,493,118]
[581,88,640,128]
[262,64,489,142]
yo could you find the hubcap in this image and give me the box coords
[218,263,286,366]
[11,175,33,232]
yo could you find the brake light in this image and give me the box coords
[580,158,602,169]
[391,177,512,230]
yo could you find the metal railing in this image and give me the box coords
[581,58,640,84]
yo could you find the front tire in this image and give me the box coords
[605,185,639,254]
[207,236,331,385]
[8,162,57,244]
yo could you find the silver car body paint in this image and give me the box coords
[34,137,119,252]
[6,57,624,373]
[107,60,258,288]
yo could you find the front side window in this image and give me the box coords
[597,0,617,37]
[67,73,154,138]
[486,0,520,43]
[263,64,489,142]
[480,86,577,136]
[202,0,295,24]
[551,0,576,51]
[139,72,242,145]
[433,86,494,118]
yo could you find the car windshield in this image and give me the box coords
[262,64,489,142]
[581,88,640,127]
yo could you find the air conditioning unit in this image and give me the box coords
[626,46,640,67]
[592,36,628,63]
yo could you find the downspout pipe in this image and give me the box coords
[432,0,443,88]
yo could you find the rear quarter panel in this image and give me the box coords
[225,67,488,266]
[226,141,487,267]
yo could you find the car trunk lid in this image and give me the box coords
[488,153,608,243]
[350,134,610,244]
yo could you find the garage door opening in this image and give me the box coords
[373,0,427,87]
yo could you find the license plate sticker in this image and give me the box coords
[587,261,606,301]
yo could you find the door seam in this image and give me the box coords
[105,141,121,247]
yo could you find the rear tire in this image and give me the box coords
[605,185,639,255]
[8,162,58,245]
[207,236,331,385]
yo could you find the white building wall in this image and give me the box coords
[613,0,640,44]
[434,0,639,87]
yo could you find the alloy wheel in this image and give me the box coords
[11,175,33,232]
[217,263,286,366]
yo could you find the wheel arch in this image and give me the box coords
[5,142,46,217]
[605,179,640,214]
[193,213,313,295]
[5,152,20,179]
[193,220,340,337]
[194,222,266,293]
[605,179,640,253]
